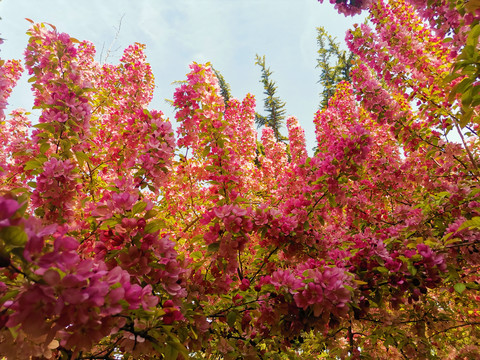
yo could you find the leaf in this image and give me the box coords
[0,226,28,247]
[165,339,188,359]
[461,87,473,107]
[39,142,50,155]
[132,201,147,215]
[143,108,152,119]
[202,146,211,157]
[467,23,480,45]
[207,242,220,252]
[384,335,394,347]
[0,290,19,305]
[375,266,388,274]
[354,280,368,285]
[458,217,480,231]
[191,251,203,260]
[34,122,55,132]
[408,264,417,276]
[454,78,473,95]
[454,283,466,294]
[144,209,157,219]
[163,344,178,360]
[227,311,237,328]
[144,220,164,234]
[24,159,44,171]
[75,151,90,167]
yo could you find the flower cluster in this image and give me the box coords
[174,62,225,151]
[30,158,79,223]
[25,24,92,142]
[0,59,23,121]
[257,260,354,335]
[317,0,372,16]
[0,196,159,353]
[201,204,254,270]
[445,217,480,266]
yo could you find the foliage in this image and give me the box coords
[212,67,232,105]
[0,1,479,359]
[316,26,355,109]
[254,54,287,142]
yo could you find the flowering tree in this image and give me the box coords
[0,0,479,359]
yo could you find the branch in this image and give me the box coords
[429,322,480,339]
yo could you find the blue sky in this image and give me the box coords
[0,0,362,152]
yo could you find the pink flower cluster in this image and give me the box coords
[347,233,447,307]
[317,0,372,16]
[258,126,288,193]
[445,217,480,266]
[0,59,23,121]
[261,260,354,328]
[405,0,477,49]
[0,196,159,352]
[113,233,186,298]
[201,205,254,273]
[174,62,225,151]
[30,158,79,222]
[91,198,186,299]
[128,109,176,189]
[286,116,307,165]
[312,82,372,199]
[25,24,92,139]
[116,43,155,109]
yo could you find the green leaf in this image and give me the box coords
[24,159,44,171]
[327,194,337,207]
[375,266,389,274]
[33,122,55,132]
[0,226,28,247]
[143,108,152,119]
[227,311,237,328]
[408,264,417,276]
[132,201,147,215]
[207,242,220,252]
[144,209,157,220]
[384,335,395,347]
[75,151,90,167]
[144,220,164,234]
[191,251,203,260]
[205,165,217,172]
[454,283,466,294]
[164,339,188,360]
[467,24,480,46]
[454,78,473,95]
[39,143,50,154]
[459,217,480,231]
[202,146,211,157]
[461,87,473,106]
[0,290,19,305]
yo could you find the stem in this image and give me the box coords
[249,246,279,283]
[429,322,480,339]
[453,120,479,176]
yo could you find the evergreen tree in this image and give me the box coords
[212,67,232,105]
[255,54,287,142]
[316,26,355,109]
